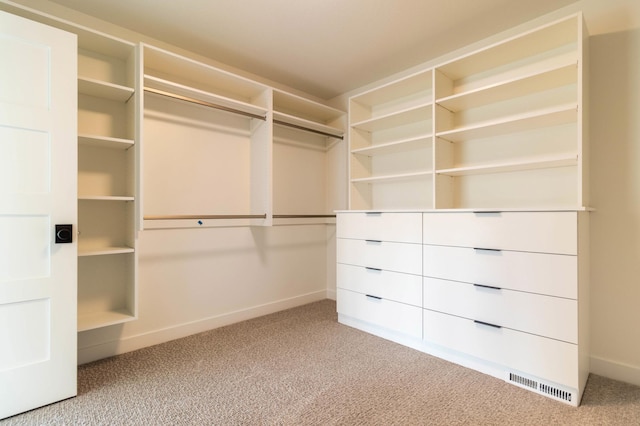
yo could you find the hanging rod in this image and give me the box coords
[144,87,267,121]
[144,214,267,220]
[273,214,336,218]
[273,120,344,140]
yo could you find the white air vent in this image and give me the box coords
[508,372,573,403]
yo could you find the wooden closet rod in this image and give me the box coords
[143,214,335,220]
[273,120,344,140]
[144,214,268,220]
[144,87,267,121]
[273,214,336,218]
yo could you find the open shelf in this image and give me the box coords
[78,308,136,332]
[351,170,433,184]
[78,76,134,102]
[351,134,432,157]
[78,134,134,150]
[78,246,135,257]
[351,103,432,132]
[436,103,577,143]
[436,60,577,112]
[144,74,268,119]
[436,155,577,177]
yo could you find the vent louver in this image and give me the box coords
[509,372,538,389]
[508,372,573,403]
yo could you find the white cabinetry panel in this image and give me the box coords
[423,211,577,254]
[423,277,577,343]
[337,238,422,275]
[423,245,577,299]
[337,288,422,339]
[337,263,421,307]
[423,309,578,389]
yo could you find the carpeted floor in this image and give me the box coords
[3,299,640,425]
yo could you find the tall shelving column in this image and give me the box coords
[272,90,345,224]
[140,44,272,228]
[76,33,138,331]
[433,13,587,210]
[348,69,434,211]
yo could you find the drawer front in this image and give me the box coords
[337,263,422,307]
[423,211,577,254]
[423,277,577,343]
[337,288,422,339]
[423,309,578,387]
[337,212,422,243]
[337,238,422,275]
[423,245,577,299]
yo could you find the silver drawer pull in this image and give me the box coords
[473,283,501,291]
[365,239,383,244]
[474,320,502,329]
[366,294,382,300]
[365,267,382,272]
[365,212,382,216]
[473,247,501,252]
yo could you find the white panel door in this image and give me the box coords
[0,11,77,419]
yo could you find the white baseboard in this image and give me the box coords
[590,355,640,387]
[78,291,327,365]
[326,288,336,300]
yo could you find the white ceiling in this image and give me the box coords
[50,0,578,99]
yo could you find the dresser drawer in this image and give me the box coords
[337,263,422,307]
[423,309,578,387]
[423,211,577,254]
[337,238,422,275]
[338,288,422,339]
[423,277,577,343]
[423,245,577,299]
[337,212,422,243]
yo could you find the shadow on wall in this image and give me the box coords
[589,28,640,372]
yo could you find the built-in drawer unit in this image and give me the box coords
[423,309,579,390]
[423,277,577,343]
[423,245,577,299]
[422,211,577,255]
[336,212,422,339]
[337,288,422,339]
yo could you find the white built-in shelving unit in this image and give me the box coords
[0,2,141,331]
[348,13,587,211]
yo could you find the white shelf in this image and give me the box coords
[273,111,343,138]
[437,61,577,112]
[78,195,135,201]
[78,308,135,332]
[78,134,134,150]
[78,77,134,102]
[436,103,577,143]
[436,155,577,177]
[273,89,344,124]
[351,170,433,184]
[78,246,135,257]
[352,69,433,108]
[351,103,433,132]
[351,134,432,157]
[144,74,268,119]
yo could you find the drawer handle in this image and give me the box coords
[365,240,383,244]
[474,320,502,329]
[472,211,502,215]
[473,247,501,252]
[473,283,501,291]
[365,212,382,216]
[366,294,382,300]
[365,267,382,272]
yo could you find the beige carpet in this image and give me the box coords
[3,300,640,425]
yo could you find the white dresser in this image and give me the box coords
[336,210,589,406]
